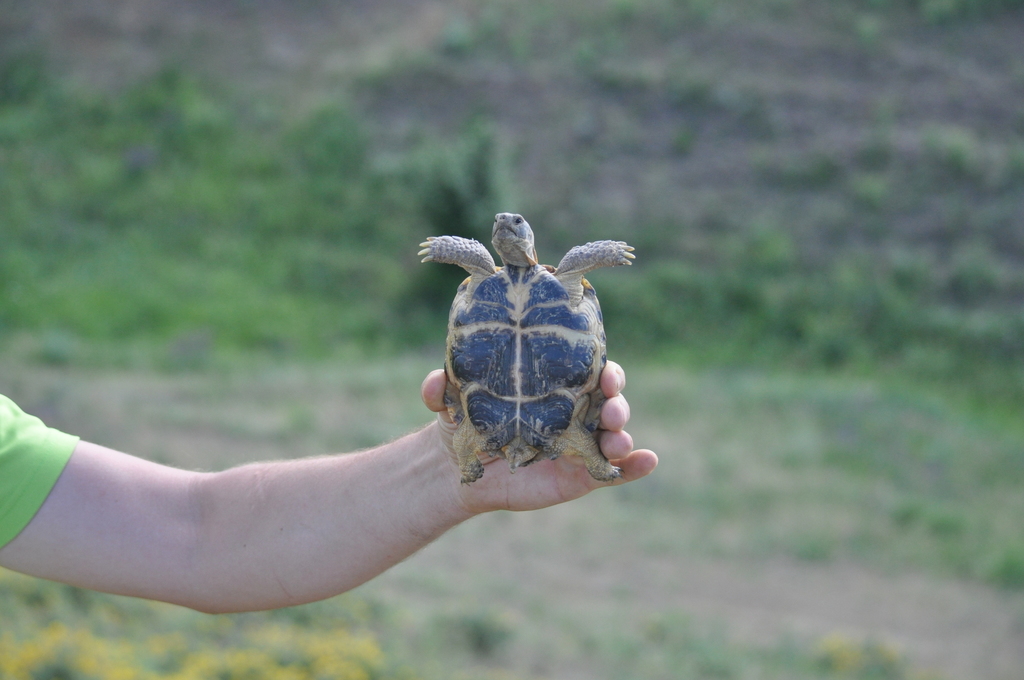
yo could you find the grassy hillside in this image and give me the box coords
[1,0,1023,408]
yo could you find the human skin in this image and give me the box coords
[0,362,657,614]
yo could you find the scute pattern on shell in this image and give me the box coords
[446,265,605,453]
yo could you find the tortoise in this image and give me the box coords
[419,212,634,484]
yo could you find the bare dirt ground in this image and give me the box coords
[384,510,1024,679]
[4,361,1023,679]
[2,0,443,97]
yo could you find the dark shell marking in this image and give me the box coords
[447,265,604,452]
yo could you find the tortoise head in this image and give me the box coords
[492,213,538,267]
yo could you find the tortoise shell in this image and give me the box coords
[445,263,606,458]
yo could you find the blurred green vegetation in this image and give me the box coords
[0,54,501,359]
[2,48,1021,413]
[0,57,415,356]
[601,216,1024,412]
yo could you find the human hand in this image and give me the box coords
[421,361,658,514]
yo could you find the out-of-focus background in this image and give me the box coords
[1,0,1023,678]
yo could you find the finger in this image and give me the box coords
[598,394,630,432]
[421,369,448,413]
[598,428,634,460]
[611,448,658,483]
[601,360,626,398]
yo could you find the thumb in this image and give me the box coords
[422,369,457,451]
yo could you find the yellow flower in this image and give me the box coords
[816,632,865,672]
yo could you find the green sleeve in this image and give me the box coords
[0,394,79,550]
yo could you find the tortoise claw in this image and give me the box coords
[618,243,635,266]
[418,239,437,260]
[595,466,623,483]
[460,458,485,485]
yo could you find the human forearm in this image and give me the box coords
[0,363,654,613]
[186,422,472,613]
[0,425,473,614]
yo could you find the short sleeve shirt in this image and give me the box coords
[0,394,79,549]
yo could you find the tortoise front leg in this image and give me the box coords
[419,235,497,283]
[554,240,634,305]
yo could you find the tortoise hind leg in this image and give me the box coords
[568,429,621,483]
[446,381,489,484]
[556,424,621,482]
[452,417,487,484]
[551,393,621,483]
